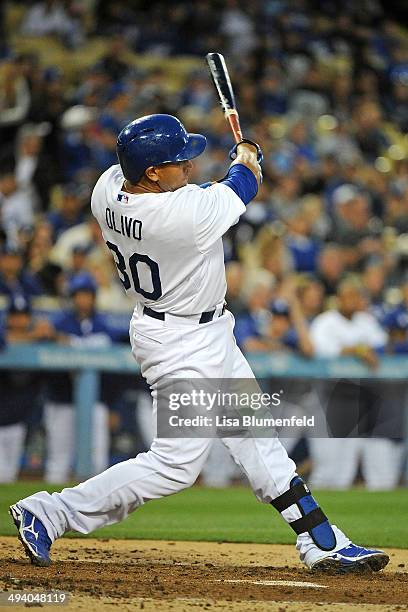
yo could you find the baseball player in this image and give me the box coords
[43,272,111,483]
[10,114,389,573]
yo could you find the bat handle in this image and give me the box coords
[225,109,243,143]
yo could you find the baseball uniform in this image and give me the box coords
[12,115,387,572]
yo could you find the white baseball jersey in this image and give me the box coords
[91,164,246,315]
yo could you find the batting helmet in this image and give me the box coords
[116,114,207,184]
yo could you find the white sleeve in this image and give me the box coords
[193,183,246,253]
[310,315,342,358]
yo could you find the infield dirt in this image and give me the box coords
[0,537,407,611]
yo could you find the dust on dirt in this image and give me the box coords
[0,537,407,611]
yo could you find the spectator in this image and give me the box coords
[268,175,301,221]
[297,276,324,322]
[21,0,83,49]
[0,295,53,482]
[225,261,246,317]
[352,100,389,162]
[15,122,53,211]
[67,244,91,277]
[316,243,345,298]
[220,0,256,57]
[88,260,134,312]
[0,246,42,299]
[0,158,35,247]
[235,274,313,357]
[60,105,98,181]
[384,187,408,234]
[234,270,275,352]
[331,184,382,268]
[47,184,86,241]
[250,226,294,282]
[26,221,62,296]
[362,260,388,322]
[97,36,132,81]
[50,215,106,269]
[94,84,132,170]
[257,68,288,116]
[0,57,31,147]
[43,273,112,482]
[284,207,320,273]
[180,70,214,113]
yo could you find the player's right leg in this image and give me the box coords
[221,337,389,573]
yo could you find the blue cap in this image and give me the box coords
[68,272,97,295]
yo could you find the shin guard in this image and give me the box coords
[271,476,336,551]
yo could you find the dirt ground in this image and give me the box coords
[0,537,407,611]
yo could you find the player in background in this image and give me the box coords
[10,114,389,573]
[43,272,111,483]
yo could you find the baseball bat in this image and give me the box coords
[205,52,243,143]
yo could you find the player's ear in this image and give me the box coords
[145,166,160,182]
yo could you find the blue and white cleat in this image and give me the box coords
[9,504,52,567]
[310,543,389,573]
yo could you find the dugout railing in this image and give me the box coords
[0,343,407,481]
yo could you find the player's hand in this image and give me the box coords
[229,140,263,186]
[229,139,263,163]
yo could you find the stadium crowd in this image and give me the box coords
[0,0,407,487]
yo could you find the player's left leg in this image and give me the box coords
[220,337,389,573]
[10,435,213,566]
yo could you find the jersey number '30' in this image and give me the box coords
[106,241,162,300]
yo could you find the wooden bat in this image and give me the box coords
[205,52,243,144]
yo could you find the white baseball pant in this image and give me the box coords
[18,307,349,560]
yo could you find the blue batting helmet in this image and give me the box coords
[116,114,207,184]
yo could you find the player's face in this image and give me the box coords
[150,160,194,191]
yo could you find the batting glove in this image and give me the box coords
[229,139,264,164]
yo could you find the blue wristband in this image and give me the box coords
[220,164,258,205]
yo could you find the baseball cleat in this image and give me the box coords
[310,543,389,573]
[9,504,52,567]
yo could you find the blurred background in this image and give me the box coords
[0,0,408,490]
